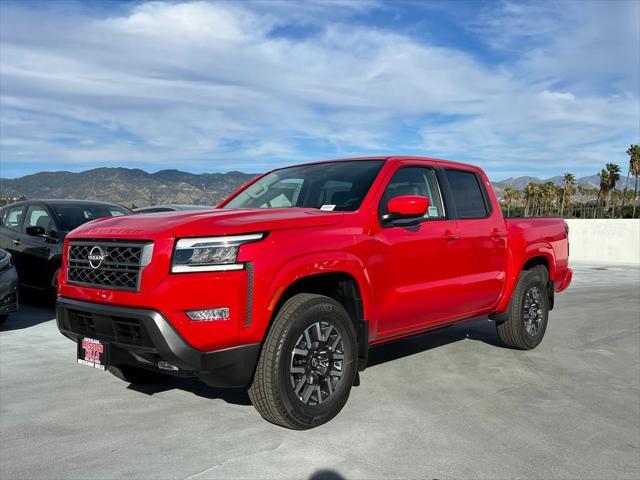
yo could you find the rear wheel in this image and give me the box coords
[248,293,357,429]
[496,267,550,350]
[0,314,7,326]
[107,365,169,384]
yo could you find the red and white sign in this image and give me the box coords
[77,337,107,370]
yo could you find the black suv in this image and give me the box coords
[0,200,131,293]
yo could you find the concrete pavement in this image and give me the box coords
[1,264,639,479]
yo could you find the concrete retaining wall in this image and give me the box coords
[565,219,640,265]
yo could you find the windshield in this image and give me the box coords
[51,204,130,231]
[223,160,384,211]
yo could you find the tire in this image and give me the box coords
[107,364,169,384]
[496,266,550,350]
[0,315,7,326]
[51,267,60,290]
[248,293,358,429]
[47,267,61,304]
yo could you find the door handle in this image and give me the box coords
[491,229,506,239]
[443,230,459,241]
[12,239,21,246]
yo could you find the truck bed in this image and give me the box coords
[506,217,571,292]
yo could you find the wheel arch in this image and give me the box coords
[521,243,557,279]
[522,255,550,277]
[264,260,372,371]
[492,246,556,319]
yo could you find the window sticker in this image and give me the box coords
[320,204,336,211]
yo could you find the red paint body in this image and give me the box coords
[59,157,572,353]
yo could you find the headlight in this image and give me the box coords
[172,233,264,273]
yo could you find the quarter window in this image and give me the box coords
[379,167,446,221]
[445,169,489,219]
[3,205,25,230]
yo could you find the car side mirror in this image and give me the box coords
[384,195,430,224]
[26,226,46,237]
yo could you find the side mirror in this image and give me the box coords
[26,226,46,237]
[385,195,430,223]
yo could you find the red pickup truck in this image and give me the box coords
[56,156,572,429]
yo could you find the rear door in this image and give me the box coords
[371,163,461,336]
[443,168,507,315]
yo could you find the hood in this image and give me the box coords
[68,208,344,240]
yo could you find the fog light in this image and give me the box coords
[157,361,179,372]
[186,308,230,321]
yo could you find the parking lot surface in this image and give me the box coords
[1,264,639,479]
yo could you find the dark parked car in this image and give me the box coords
[0,248,18,325]
[0,200,131,293]
[133,204,213,214]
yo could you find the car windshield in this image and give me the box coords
[51,204,130,231]
[223,160,384,212]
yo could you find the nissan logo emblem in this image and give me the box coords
[87,246,106,269]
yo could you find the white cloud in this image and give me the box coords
[0,0,638,179]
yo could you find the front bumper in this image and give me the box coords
[0,267,19,315]
[56,297,261,388]
[59,265,253,352]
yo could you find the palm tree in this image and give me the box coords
[541,182,557,216]
[611,189,625,215]
[625,144,640,218]
[605,163,621,216]
[503,188,520,217]
[524,183,540,217]
[594,163,621,218]
[595,169,609,218]
[560,173,576,217]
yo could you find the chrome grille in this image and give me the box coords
[67,241,152,291]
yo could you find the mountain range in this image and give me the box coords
[0,168,622,207]
[493,174,606,190]
[0,168,257,208]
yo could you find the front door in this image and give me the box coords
[371,164,461,337]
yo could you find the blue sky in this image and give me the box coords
[0,0,638,180]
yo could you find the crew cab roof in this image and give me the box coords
[286,155,481,172]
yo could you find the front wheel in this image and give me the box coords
[496,267,550,350]
[248,293,358,429]
[0,314,7,326]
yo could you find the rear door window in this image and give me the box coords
[23,205,56,232]
[445,169,489,219]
